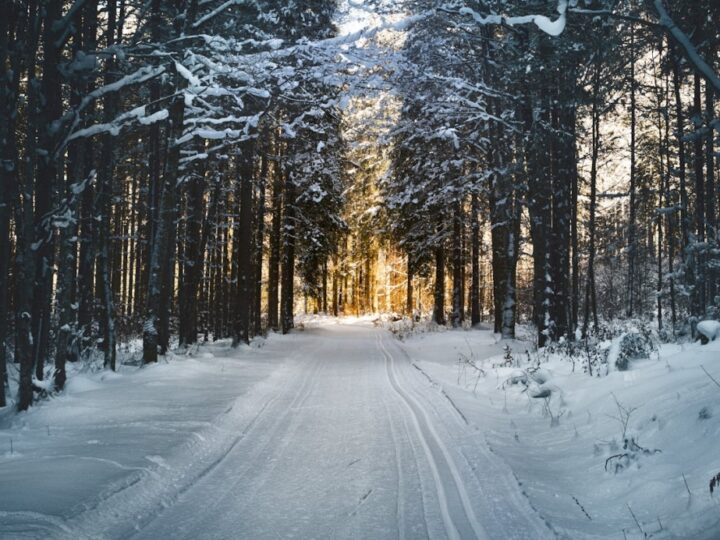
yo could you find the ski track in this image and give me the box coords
[380,384,406,540]
[59,337,327,540]
[377,331,488,540]
[388,334,555,540]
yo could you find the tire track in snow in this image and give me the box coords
[377,331,488,540]
[61,339,326,540]
[0,510,74,537]
[127,347,328,539]
[379,351,407,540]
[387,336,557,540]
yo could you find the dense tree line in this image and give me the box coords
[382,0,718,345]
[0,0,346,410]
[1,0,719,411]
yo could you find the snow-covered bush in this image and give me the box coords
[612,331,657,371]
[543,320,658,375]
[697,320,720,344]
[383,316,439,340]
[502,366,554,400]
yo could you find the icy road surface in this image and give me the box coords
[1,322,552,539]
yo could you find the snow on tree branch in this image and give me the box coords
[652,0,720,93]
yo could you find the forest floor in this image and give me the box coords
[0,318,719,539]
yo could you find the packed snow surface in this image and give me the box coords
[1,318,719,539]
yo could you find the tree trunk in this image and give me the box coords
[0,1,19,406]
[470,192,481,326]
[143,66,185,364]
[32,0,65,381]
[705,75,716,307]
[98,0,118,370]
[233,142,255,346]
[692,73,706,315]
[525,93,552,346]
[14,0,43,410]
[0,173,8,405]
[268,153,283,331]
[77,0,98,358]
[627,24,637,318]
[433,243,446,326]
[280,170,295,334]
[552,98,574,341]
[672,47,690,259]
[178,160,207,346]
[570,119,580,336]
[451,199,463,327]
[406,255,414,316]
[333,256,339,317]
[323,265,330,314]
[583,58,601,337]
[253,149,268,335]
[142,0,199,362]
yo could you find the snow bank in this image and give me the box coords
[0,334,302,537]
[400,328,720,539]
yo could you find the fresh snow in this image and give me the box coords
[697,320,720,342]
[1,319,719,539]
[397,324,720,539]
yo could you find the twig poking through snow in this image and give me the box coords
[626,503,645,537]
[682,472,692,498]
[572,495,592,520]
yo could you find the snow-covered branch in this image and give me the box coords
[652,0,720,93]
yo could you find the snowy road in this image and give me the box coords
[3,322,553,539]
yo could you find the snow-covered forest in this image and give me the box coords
[1,0,719,538]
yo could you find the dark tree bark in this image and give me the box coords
[692,73,706,315]
[220,199,230,337]
[321,260,328,314]
[178,160,208,346]
[432,242,446,326]
[143,0,198,363]
[268,152,283,331]
[626,24,637,318]
[706,77,716,307]
[32,0,65,381]
[583,56,601,338]
[98,0,118,370]
[525,93,552,346]
[570,120,580,336]
[332,255,339,317]
[77,0,98,358]
[657,95,666,330]
[664,68,677,331]
[451,199,464,328]
[671,47,690,257]
[0,1,21,405]
[233,142,255,346]
[0,175,8,404]
[55,118,85,388]
[253,149,268,336]
[406,255,414,316]
[144,70,185,364]
[14,0,43,410]
[489,162,518,337]
[280,170,295,334]
[552,99,574,341]
[470,192,481,327]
